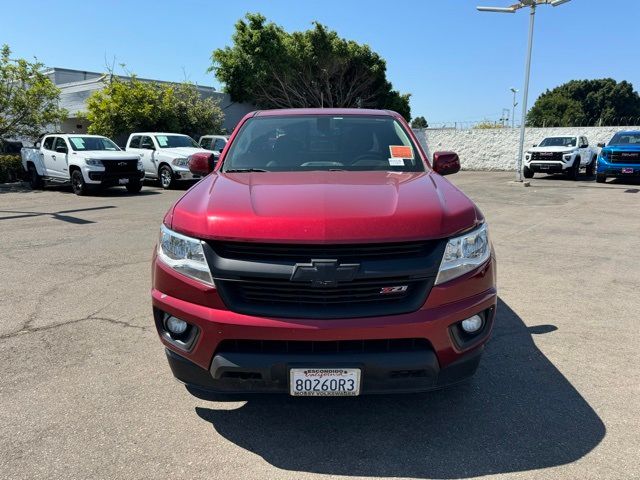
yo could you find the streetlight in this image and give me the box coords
[510,87,518,129]
[477,0,571,181]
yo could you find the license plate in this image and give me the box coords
[540,164,550,170]
[119,178,129,184]
[622,168,634,174]
[289,368,361,396]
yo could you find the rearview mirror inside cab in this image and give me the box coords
[188,152,216,176]
[432,151,461,176]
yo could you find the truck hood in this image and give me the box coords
[528,146,577,153]
[170,171,483,243]
[72,151,140,161]
[158,147,211,158]
[602,144,640,153]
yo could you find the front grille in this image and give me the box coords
[103,160,139,174]
[531,151,563,161]
[610,151,640,164]
[205,240,445,319]
[216,338,431,355]
[215,241,431,262]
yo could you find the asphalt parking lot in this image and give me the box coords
[1,172,639,480]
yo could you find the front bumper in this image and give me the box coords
[172,166,202,182]
[597,158,640,177]
[84,165,144,185]
[151,254,497,395]
[525,161,570,173]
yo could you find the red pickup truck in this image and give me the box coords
[152,108,496,397]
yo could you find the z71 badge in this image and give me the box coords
[380,286,409,294]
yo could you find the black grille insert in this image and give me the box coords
[217,338,431,355]
[531,151,563,161]
[610,152,640,164]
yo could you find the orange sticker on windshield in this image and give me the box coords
[389,145,413,159]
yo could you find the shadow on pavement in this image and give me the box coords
[0,205,116,224]
[195,298,605,478]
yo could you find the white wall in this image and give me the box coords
[413,126,640,171]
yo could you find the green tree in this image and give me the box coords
[411,116,428,128]
[0,45,67,140]
[527,78,640,127]
[85,75,224,139]
[211,13,411,120]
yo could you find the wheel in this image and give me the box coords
[125,180,143,193]
[28,164,44,189]
[568,157,580,180]
[71,169,89,196]
[596,174,606,184]
[523,166,534,179]
[586,156,597,176]
[158,165,175,189]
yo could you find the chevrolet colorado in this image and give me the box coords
[152,108,497,397]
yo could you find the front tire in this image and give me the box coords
[28,164,44,189]
[158,165,175,189]
[596,174,606,184]
[586,156,597,176]
[523,166,534,179]
[568,157,580,180]
[125,180,143,193]
[71,170,89,196]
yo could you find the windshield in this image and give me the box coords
[68,136,120,151]
[222,115,425,173]
[539,137,576,147]
[155,135,199,148]
[609,132,640,145]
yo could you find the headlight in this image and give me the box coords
[157,224,214,286]
[525,154,531,160]
[563,154,573,160]
[172,157,189,167]
[85,158,103,166]
[435,223,490,285]
[137,160,144,170]
[600,150,608,160]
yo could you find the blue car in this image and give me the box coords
[597,130,640,183]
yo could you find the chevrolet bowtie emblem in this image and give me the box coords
[290,259,360,288]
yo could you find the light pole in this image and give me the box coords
[510,87,518,129]
[477,0,571,181]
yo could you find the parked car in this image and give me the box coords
[21,134,144,195]
[151,108,497,397]
[596,130,640,183]
[523,135,598,180]
[125,133,212,189]
[198,135,228,155]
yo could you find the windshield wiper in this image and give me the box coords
[223,168,269,173]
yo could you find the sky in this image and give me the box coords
[3,0,639,124]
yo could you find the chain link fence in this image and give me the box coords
[426,116,640,130]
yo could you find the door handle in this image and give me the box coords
[52,155,56,160]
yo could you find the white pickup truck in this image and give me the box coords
[523,135,599,180]
[21,134,144,195]
[125,133,213,189]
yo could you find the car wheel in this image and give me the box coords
[71,170,88,196]
[586,156,597,176]
[568,157,580,180]
[596,174,606,184]
[159,165,175,189]
[126,180,143,193]
[523,166,534,179]
[28,164,44,189]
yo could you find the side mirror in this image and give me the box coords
[580,144,588,149]
[597,142,605,148]
[532,144,538,147]
[432,151,461,176]
[56,146,67,153]
[188,152,216,176]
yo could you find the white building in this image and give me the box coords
[45,67,254,141]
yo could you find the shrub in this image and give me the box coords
[0,154,24,183]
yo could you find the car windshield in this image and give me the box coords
[539,137,576,147]
[155,135,199,148]
[609,132,640,145]
[222,115,425,173]
[68,136,120,151]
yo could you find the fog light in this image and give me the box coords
[165,316,188,335]
[461,314,483,334]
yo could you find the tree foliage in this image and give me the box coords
[411,116,428,128]
[211,13,411,120]
[527,78,640,127]
[0,45,67,140]
[85,75,224,139]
